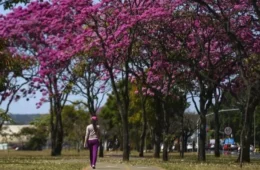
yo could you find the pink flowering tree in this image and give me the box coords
[2,0,259,164]
[190,0,260,163]
[133,1,244,161]
[130,52,189,160]
[75,0,184,161]
[81,0,142,161]
[183,16,235,161]
[127,2,193,160]
[0,39,35,129]
[141,0,260,162]
[0,0,92,156]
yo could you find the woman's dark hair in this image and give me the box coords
[91,117,98,134]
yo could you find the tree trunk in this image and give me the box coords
[139,120,146,157]
[180,137,184,158]
[237,130,250,164]
[162,99,170,161]
[105,62,130,161]
[121,111,129,161]
[153,126,161,158]
[50,102,55,156]
[192,81,212,162]
[49,95,63,156]
[214,111,220,157]
[51,109,63,156]
[238,108,254,163]
[162,140,169,161]
[154,135,161,158]
[180,113,184,157]
[198,114,206,161]
[77,141,80,153]
[153,97,162,158]
[51,122,63,156]
[183,134,188,152]
[139,96,147,157]
[99,138,104,157]
[180,114,184,158]
[162,112,169,161]
[237,85,260,165]
[51,128,57,156]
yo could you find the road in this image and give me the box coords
[207,150,260,159]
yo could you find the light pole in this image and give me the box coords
[196,108,239,154]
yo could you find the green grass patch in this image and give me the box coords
[0,150,88,170]
[126,151,260,170]
[0,150,259,170]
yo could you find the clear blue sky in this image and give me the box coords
[0,2,196,114]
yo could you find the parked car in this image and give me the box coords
[160,144,174,151]
[206,143,223,150]
[238,145,254,152]
[223,144,238,151]
[187,143,193,151]
[250,145,255,152]
[230,144,239,151]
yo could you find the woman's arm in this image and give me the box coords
[84,126,89,148]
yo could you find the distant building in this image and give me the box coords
[0,125,34,143]
[0,114,44,150]
[0,143,8,150]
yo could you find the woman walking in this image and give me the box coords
[84,116,100,169]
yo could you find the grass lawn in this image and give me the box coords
[0,149,89,170]
[0,150,259,170]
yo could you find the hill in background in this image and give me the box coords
[8,114,46,125]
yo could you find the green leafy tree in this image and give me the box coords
[62,105,89,152]
[0,0,30,9]
[18,115,49,150]
[0,39,35,130]
[69,56,109,116]
[99,93,122,150]
[128,83,158,156]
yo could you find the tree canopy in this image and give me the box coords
[0,0,259,163]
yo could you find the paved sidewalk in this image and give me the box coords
[83,162,164,170]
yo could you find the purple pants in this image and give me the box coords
[88,139,99,166]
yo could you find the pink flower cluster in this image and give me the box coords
[0,0,259,105]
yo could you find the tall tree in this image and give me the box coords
[19,115,49,150]
[80,0,174,161]
[190,0,260,164]
[0,0,91,156]
[62,105,89,152]
[211,87,226,157]
[99,93,123,151]
[69,56,109,116]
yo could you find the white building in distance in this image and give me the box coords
[0,125,34,144]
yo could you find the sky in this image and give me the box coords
[0,2,197,114]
